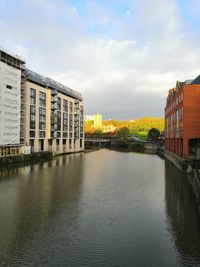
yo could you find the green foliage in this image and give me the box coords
[147,128,160,141]
[85,116,164,136]
[116,127,130,137]
[94,129,103,135]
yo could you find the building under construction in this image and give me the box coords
[0,47,84,157]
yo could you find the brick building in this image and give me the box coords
[165,75,200,158]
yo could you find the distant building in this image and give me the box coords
[165,76,200,157]
[85,114,116,133]
[85,114,102,128]
[102,124,116,133]
[0,47,84,157]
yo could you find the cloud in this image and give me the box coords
[0,0,200,119]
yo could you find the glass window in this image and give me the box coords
[39,92,46,107]
[57,97,61,110]
[63,99,68,112]
[30,88,36,105]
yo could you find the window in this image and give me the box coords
[39,131,45,138]
[69,101,73,113]
[80,105,84,115]
[63,99,68,112]
[39,92,46,107]
[80,139,82,148]
[62,139,66,145]
[30,88,36,105]
[69,139,72,149]
[69,114,73,131]
[57,97,61,110]
[6,85,12,90]
[30,111,36,129]
[30,131,35,138]
[30,105,36,114]
[57,111,61,131]
[63,112,68,131]
[63,132,68,138]
[39,107,46,130]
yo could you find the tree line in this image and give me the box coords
[85,117,164,139]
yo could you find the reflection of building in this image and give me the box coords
[165,161,200,265]
[165,76,200,157]
[0,47,84,156]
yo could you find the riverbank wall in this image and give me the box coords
[164,151,185,172]
[0,152,53,166]
[164,150,200,214]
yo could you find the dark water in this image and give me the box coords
[0,149,200,267]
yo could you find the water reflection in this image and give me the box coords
[0,153,84,266]
[165,160,200,266]
[1,151,200,266]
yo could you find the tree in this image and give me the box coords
[94,129,103,135]
[147,128,160,141]
[116,127,130,138]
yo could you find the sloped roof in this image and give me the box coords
[191,75,200,85]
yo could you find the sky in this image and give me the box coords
[0,0,200,119]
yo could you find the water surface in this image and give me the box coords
[0,149,200,266]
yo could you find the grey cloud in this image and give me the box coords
[0,0,200,119]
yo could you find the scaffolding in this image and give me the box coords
[0,48,26,144]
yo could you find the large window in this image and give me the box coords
[57,97,61,110]
[80,105,84,116]
[30,104,36,129]
[39,107,46,130]
[63,99,68,112]
[39,92,46,107]
[69,114,73,132]
[30,88,36,105]
[63,112,68,132]
[69,101,73,113]
[57,111,61,131]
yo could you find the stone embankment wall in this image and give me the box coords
[164,151,185,171]
[165,150,200,214]
[0,151,53,166]
[187,172,200,214]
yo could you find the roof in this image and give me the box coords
[0,47,26,64]
[26,69,83,101]
[191,75,200,85]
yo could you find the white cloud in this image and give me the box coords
[0,0,200,119]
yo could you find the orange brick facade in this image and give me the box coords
[165,77,200,158]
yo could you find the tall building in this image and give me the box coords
[0,48,26,156]
[0,48,84,156]
[25,70,84,153]
[165,76,200,158]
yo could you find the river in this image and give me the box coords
[0,149,200,267]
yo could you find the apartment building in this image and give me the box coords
[165,75,200,158]
[0,48,84,156]
[25,70,84,154]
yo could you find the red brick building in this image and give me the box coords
[165,75,200,158]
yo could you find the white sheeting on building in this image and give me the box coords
[0,61,21,145]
